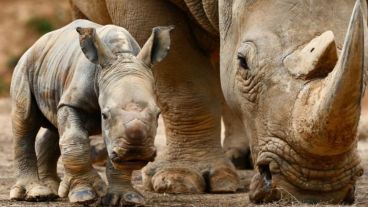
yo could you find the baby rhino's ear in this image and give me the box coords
[137,26,174,67]
[76,27,116,67]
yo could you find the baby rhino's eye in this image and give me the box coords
[101,109,110,120]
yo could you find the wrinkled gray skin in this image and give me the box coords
[10,19,172,206]
[71,0,368,204]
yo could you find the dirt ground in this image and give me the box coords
[0,98,367,207]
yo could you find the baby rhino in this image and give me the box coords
[10,19,173,206]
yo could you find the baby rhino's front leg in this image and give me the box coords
[57,106,105,204]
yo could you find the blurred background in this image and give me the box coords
[0,0,70,96]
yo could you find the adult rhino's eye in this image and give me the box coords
[237,54,249,70]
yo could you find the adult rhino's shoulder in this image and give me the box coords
[96,24,141,55]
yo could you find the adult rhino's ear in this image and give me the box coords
[137,26,174,67]
[76,27,116,67]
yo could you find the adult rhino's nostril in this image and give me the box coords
[342,186,356,204]
[249,163,280,203]
[124,119,148,141]
[259,164,272,188]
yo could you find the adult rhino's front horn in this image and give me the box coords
[291,0,365,156]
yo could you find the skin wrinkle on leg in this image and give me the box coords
[57,106,104,202]
[58,106,92,176]
[36,130,61,194]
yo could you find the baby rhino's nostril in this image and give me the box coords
[111,147,127,158]
[124,119,147,141]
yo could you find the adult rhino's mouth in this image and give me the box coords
[249,137,363,204]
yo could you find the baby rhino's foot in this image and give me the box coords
[10,181,58,201]
[58,171,106,204]
[142,158,239,194]
[98,187,145,207]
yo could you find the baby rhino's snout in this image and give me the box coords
[125,119,147,143]
[111,119,156,163]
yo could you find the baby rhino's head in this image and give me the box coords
[76,25,173,167]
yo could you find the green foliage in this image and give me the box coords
[0,77,9,96]
[27,17,55,35]
[6,55,20,70]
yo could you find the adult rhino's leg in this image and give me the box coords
[57,106,105,203]
[10,84,57,201]
[70,1,88,20]
[70,0,112,25]
[36,129,60,195]
[222,103,253,169]
[105,0,239,193]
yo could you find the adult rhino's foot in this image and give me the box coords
[58,170,106,204]
[142,158,239,194]
[10,181,58,201]
[224,147,253,169]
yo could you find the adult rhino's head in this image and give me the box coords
[76,26,173,168]
[219,0,366,204]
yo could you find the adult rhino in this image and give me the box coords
[10,19,173,206]
[70,0,368,204]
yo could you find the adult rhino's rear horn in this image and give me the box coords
[293,0,365,156]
